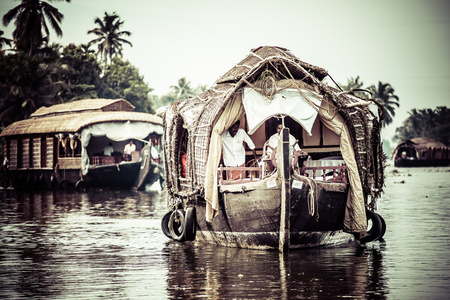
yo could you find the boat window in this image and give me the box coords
[17,138,23,168]
[41,137,47,168]
[58,136,81,158]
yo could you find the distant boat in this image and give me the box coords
[392,137,450,167]
[0,99,164,190]
[160,46,386,251]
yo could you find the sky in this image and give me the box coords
[1,0,449,144]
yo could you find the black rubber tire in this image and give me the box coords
[184,207,197,241]
[168,209,186,242]
[59,179,71,191]
[360,209,382,243]
[377,213,386,239]
[75,180,87,192]
[161,211,173,239]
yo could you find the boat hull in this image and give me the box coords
[395,159,450,167]
[1,161,161,190]
[192,174,353,250]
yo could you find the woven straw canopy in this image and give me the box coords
[163,46,386,203]
[1,99,162,137]
[216,46,328,84]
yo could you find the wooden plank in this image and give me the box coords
[279,128,291,252]
[33,138,41,168]
[46,137,54,168]
[22,138,30,168]
[9,139,18,170]
[58,157,81,169]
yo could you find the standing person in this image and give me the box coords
[103,142,114,156]
[221,120,257,180]
[266,123,301,172]
[124,140,136,161]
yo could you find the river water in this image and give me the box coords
[0,166,449,299]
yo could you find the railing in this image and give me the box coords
[90,155,121,165]
[217,163,348,184]
[218,164,263,185]
[300,165,348,183]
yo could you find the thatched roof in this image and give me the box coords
[0,99,161,137]
[164,46,385,201]
[216,46,328,84]
[395,137,448,151]
[31,98,134,118]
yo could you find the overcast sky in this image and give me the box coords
[1,0,449,142]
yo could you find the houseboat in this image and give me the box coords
[0,99,164,190]
[160,46,386,251]
[392,137,449,167]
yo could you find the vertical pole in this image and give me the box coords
[278,128,291,252]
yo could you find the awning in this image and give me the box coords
[242,88,322,135]
[80,121,163,175]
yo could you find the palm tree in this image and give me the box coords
[0,30,13,52]
[2,0,71,56]
[368,81,400,127]
[340,76,368,98]
[342,76,364,91]
[394,106,449,145]
[170,77,194,99]
[87,12,132,66]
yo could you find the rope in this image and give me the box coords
[327,74,344,92]
[303,176,316,217]
[259,69,277,99]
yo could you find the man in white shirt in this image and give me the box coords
[103,142,114,156]
[267,124,301,155]
[124,140,136,161]
[221,120,257,179]
[266,123,301,172]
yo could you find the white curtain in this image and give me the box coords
[81,121,163,175]
[204,94,245,221]
[318,99,367,233]
[242,88,321,136]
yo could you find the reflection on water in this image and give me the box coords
[1,166,449,299]
[165,242,386,299]
[0,189,170,299]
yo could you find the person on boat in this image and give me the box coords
[265,123,301,172]
[103,142,114,156]
[221,120,257,180]
[180,143,187,178]
[124,140,136,161]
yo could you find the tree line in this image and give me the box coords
[395,107,449,146]
[2,1,447,147]
[0,0,202,130]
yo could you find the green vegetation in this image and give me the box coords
[2,0,71,56]
[0,1,156,130]
[0,0,208,130]
[87,12,132,67]
[394,107,449,146]
[341,77,449,146]
[153,78,207,109]
[0,30,12,51]
[340,77,400,127]
[3,0,443,149]
[0,51,66,125]
[99,58,153,113]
